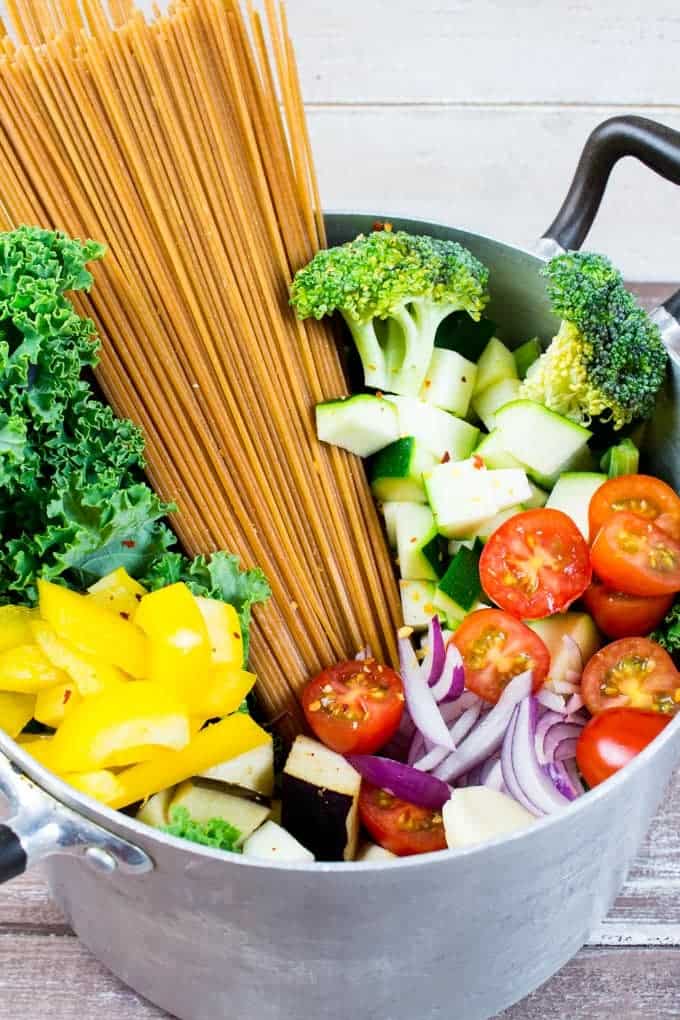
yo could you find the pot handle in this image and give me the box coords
[540,115,680,323]
[0,751,153,884]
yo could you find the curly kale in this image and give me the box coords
[290,228,489,396]
[162,805,242,853]
[521,251,667,430]
[650,600,680,657]
[0,226,269,648]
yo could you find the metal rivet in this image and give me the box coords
[85,846,118,874]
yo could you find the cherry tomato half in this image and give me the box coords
[576,708,671,788]
[358,782,447,856]
[589,474,680,543]
[582,581,674,640]
[590,511,680,597]
[302,659,404,755]
[479,508,591,619]
[581,636,680,715]
[452,608,550,703]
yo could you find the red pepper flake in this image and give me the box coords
[441,451,451,463]
[472,454,485,470]
[372,221,393,233]
[122,539,136,548]
[135,593,143,602]
[375,390,384,399]
[232,632,240,640]
[423,379,432,389]
[63,689,72,705]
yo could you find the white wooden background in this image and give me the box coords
[282,0,680,281]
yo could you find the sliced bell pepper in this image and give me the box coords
[31,620,128,696]
[193,666,256,721]
[38,579,149,679]
[0,691,36,738]
[17,734,56,768]
[34,680,81,729]
[134,583,211,705]
[0,606,37,653]
[195,596,244,667]
[106,713,271,809]
[65,769,126,803]
[87,567,147,618]
[0,644,70,693]
[47,682,191,773]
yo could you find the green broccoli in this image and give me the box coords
[289,228,489,396]
[520,251,667,430]
[162,805,242,852]
[650,599,680,657]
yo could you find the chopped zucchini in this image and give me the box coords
[513,338,542,380]
[437,541,482,611]
[546,472,606,540]
[527,613,601,685]
[381,500,408,548]
[281,736,361,861]
[471,378,521,431]
[522,481,549,509]
[424,459,530,539]
[435,312,496,362]
[473,429,523,470]
[400,579,440,629]
[600,437,640,479]
[370,437,436,503]
[494,400,592,487]
[396,503,447,580]
[389,395,479,460]
[315,394,399,457]
[419,348,477,417]
[473,337,518,395]
[356,841,397,862]
[242,820,314,863]
[473,505,522,543]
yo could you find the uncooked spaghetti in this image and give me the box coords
[0,0,401,735]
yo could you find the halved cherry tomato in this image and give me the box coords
[589,474,680,543]
[452,608,550,703]
[479,508,591,619]
[582,581,674,640]
[302,659,404,755]
[590,512,680,597]
[358,782,447,856]
[581,636,680,715]
[576,708,671,788]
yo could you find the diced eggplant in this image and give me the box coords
[200,742,275,797]
[356,841,397,862]
[137,787,174,827]
[242,821,314,863]
[281,735,361,861]
[171,781,270,845]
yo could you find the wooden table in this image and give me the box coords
[0,283,677,1019]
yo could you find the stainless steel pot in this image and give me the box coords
[1,115,680,1020]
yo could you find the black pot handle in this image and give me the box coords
[0,822,26,881]
[542,115,680,321]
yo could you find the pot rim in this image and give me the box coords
[2,210,676,874]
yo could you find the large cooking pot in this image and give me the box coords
[1,115,680,1020]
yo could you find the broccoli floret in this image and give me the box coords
[162,805,242,853]
[650,599,680,657]
[290,228,489,396]
[521,251,667,430]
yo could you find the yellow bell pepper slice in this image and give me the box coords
[0,691,35,738]
[65,769,126,803]
[30,620,128,696]
[195,596,244,667]
[106,713,271,809]
[0,606,37,653]
[134,583,211,705]
[38,579,149,679]
[0,644,70,693]
[47,682,191,773]
[193,666,256,721]
[17,734,56,768]
[34,680,81,729]
[87,567,147,618]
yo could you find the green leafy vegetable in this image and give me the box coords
[0,225,269,652]
[162,805,242,853]
[650,600,680,656]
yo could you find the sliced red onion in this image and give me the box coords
[501,707,541,814]
[534,710,564,764]
[537,687,567,714]
[561,634,583,678]
[563,757,586,796]
[543,721,584,763]
[433,671,533,782]
[399,633,454,750]
[346,754,452,810]
[421,616,446,686]
[566,693,584,715]
[507,697,572,815]
[431,642,465,703]
[550,678,580,695]
[440,691,481,724]
[553,737,579,761]
[407,730,427,767]
[481,756,505,792]
[413,702,482,772]
[545,761,581,801]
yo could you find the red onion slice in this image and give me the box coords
[430,642,465,704]
[346,754,452,810]
[440,691,481,724]
[545,760,580,801]
[421,616,446,687]
[399,633,455,750]
[413,702,482,772]
[534,710,564,764]
[481,755,504,792]
[553,737,579,762]
[407,730,427,767]
[561,634,583,678]
[537,688,567,714]
[433,671,533,782]
[543,721,585,763]
[508,697,572,814]
[563,757,586,796]
[501,707,541,815]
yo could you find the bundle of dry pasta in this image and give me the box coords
[0,0,401,735]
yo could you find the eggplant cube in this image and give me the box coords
[281,736,361,861]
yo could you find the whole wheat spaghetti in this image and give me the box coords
[0,0,401,736]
